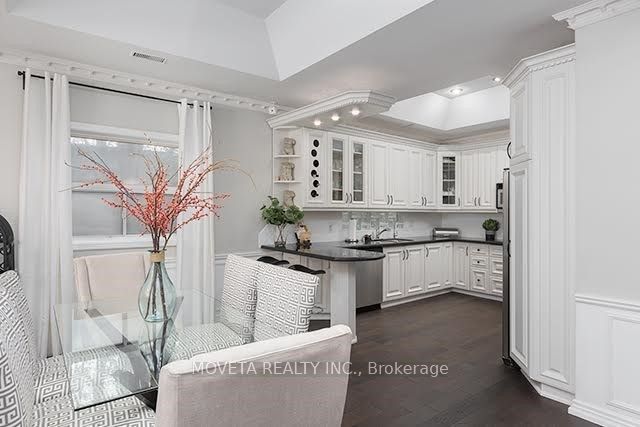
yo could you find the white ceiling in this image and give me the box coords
[0,0,584,139]
[214,0,286,19]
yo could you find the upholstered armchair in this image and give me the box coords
[156,324,352,427]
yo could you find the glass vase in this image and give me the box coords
[139,250,177,322]
[274,224,288,247]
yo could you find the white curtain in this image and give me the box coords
[17,70,73,357]
[176,100,215,299]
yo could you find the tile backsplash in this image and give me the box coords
[259,211,504,246]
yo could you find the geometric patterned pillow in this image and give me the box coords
[219,254,259,344]
[254,262,318,341]
[0,284,34,427]
[0,271,38,375]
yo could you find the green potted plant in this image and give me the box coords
[482,218,500,241]
[261,196,304,246]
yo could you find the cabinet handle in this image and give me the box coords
[507,141,512,159]
[348,193,352,204]
[466,246,469,256]
[426,247,429,258]
[386,195,390,205]
[458,197,461,206]
[391,195,394,205]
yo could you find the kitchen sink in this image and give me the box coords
[370,238,414,244]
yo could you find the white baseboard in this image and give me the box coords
[570,400,640,427]
[381,289,450,308]
[452,288,503,302]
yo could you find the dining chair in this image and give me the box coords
[0,270,154,427]
[253,261,319,341]
[73,252,150,304]
[156,325,352,427]
[167,254,260,362]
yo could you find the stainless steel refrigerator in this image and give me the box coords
[501,168,518,368]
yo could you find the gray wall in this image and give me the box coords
[0,63,271,255]
[211,107,272,254]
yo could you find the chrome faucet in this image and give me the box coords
[375,227,390,239]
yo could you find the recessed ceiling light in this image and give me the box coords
[492,76,502,83]
[351,107,360,116]
[313,119,322,126]
[331,113,340,121]
[449,87,464,96]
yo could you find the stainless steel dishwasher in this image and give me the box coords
[355,246,383,310]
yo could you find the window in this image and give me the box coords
[70,125,179,247]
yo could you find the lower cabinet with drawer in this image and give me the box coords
[382,242,503,305]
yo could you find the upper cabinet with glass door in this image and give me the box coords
[438,152,460,208]
[328,133,367,208]
[329,133,347,207]
[349,138,366,207]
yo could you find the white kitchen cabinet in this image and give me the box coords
[327,133,368,208]
[489,276,503,297]
[408,149,437,209]
[383,248,405,301]
[476,149,496,209]
[460,151,476,209]
[509,76,531,165]
[460,149,497,210]
[423,151,437,208]
[443,242,453,286]
[509,160,530,373]
[383,245,428,301]
[438,152,460,208]
[424,243,446,290]
[453,243,469,289]
[369,141,389,207]
[405,246,425,296]
[388,144,409,207]
[505,47,576,396]
[470,269,488,292]
[328,133,348,207]
[369,143,410,209]
[348,138,367,207]
[408,148,425,209]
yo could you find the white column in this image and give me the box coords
[329,262,357,344]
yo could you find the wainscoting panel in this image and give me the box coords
[571,295,640,427]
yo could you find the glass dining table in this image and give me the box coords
[54,289,247,411]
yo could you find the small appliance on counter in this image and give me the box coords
[432,227,460,238]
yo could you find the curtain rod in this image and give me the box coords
[16,71,210,109]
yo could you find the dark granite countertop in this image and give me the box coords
[261,242,386,262]
[261,235,502,262]
[342,235,503,250]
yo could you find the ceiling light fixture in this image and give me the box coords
[313,119,322,126]
[449,87,464,96]
[331,113,340,121]
[492,76,502,83]
[351,107,361,116]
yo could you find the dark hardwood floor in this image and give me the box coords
[314,293,594,427]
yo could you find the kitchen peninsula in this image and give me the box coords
[261,242,384,344]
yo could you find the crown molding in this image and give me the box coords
[0,47,290,114]
[553,0,640,30]
[267,90,396,129]
[503,44,576,88]
[333,124,440,150]
[443,129,510,150]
